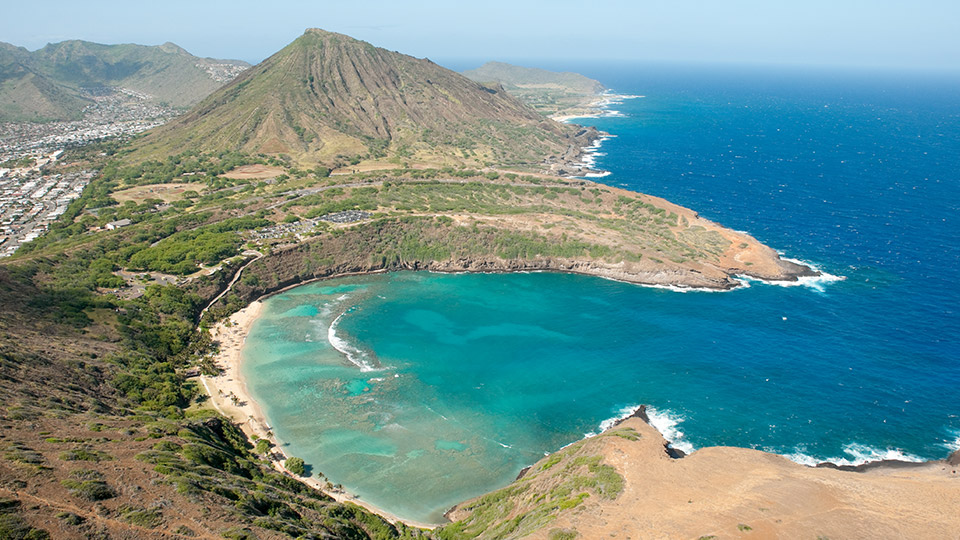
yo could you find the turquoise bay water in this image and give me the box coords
[242,66,960,524]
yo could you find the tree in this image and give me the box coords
[254,439,271,455]
[285,456,306,476]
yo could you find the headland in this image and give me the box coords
[445,407,960,538]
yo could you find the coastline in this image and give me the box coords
[194,260,825,524]
[200,287,957,533]
[199,299,440,530]
[548,92,640,177]
[550,92,644,123]
[446,410,960,538]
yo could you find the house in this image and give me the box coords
[105,218,132,230]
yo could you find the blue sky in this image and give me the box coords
[3,0,958,71]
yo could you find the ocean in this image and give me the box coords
[240,64,960,523]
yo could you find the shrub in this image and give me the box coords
[118,504,163,528]
[61,477,116,501]
[254,439,271,455]
[59,448,113,462]
[56,512,84,526]
[549,529,579,540]
[285,457,305,476]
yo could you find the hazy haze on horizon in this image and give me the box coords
[2,0,958,72]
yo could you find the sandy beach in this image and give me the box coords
[200,299,440,530]
[550,93,643,123]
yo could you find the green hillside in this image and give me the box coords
[0,28,814,539]
[0,44,92,121]
[462,61,605,117]
[0,39,249,122]
[126,29,584,170]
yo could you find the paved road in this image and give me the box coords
[198,250,263,322]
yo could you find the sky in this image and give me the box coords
[2,0,958,72]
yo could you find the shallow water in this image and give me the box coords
[242,65,960,523]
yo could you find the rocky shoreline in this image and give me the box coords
[445,403,960,537]
[542,124,608,177]
[214,251,819,315]
[619,404,960,470]
[200,204,821,315]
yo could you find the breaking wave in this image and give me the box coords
[646,406,696,454]
[737,257,846,293]
[586,404,695,455]
[783,443,925,467]
[327,311,379,372]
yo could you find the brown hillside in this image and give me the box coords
[446,412,960,539]
[127,29,588,169]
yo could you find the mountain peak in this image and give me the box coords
[303,27,339,36]
[158,41,189,55]
[129,29,582,169]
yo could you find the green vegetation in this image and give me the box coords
[132,416,422,538]
[61,470,117,501]
[126,29,576,169]
[462,61,605,117]
[0,156,37,168]
[0,82,756,538]
[286,456,306,476]
[0,498,49,540]
[127,216,268,274]
[0,39,248,122]
[2,442,45,468]
[117,504,163,528]
[255,438,272,454]
[439,430,627,539]
[58,447,113,462]
[609,428,641,441]
[540,454,563,471]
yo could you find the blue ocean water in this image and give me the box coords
[241,65,960,524]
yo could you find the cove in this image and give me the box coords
[240,270,960,524]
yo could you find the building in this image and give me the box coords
[105,218,132,230]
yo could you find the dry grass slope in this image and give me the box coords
[127,30,582,170]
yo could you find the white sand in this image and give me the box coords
[200,300,439,529]
[550,94,644,123]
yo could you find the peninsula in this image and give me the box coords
[462,61,610,120]
[2,27,955,540]
[446,408,960,539]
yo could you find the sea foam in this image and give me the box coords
[574,134,615,176]
[944,429,960,453]
[783,443,925,467]
[587,404,695,455]
[737,257,845,293]
[328,311,378,372]
[646,406,696,454]
[585,403,644,437]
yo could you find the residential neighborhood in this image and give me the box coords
[0,87,182,257]
[0,161,95,257]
